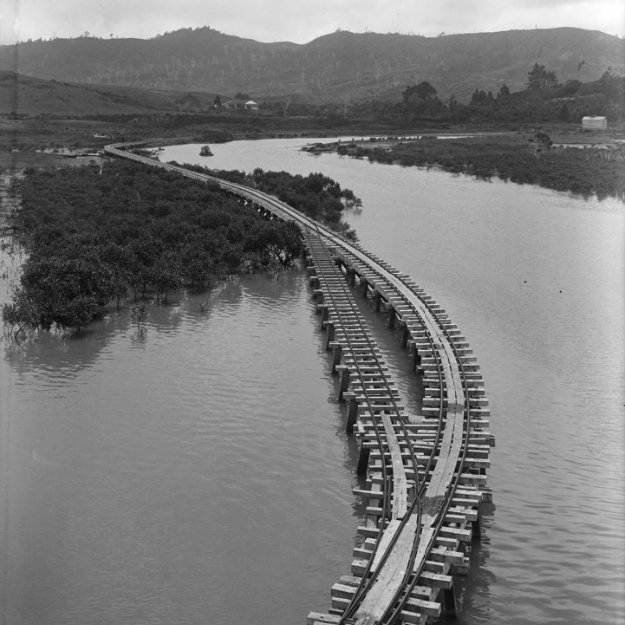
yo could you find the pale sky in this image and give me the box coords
[1,0,624,45]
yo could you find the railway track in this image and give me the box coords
[105,144,494,624]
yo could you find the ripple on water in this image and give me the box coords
[1,271,358,625]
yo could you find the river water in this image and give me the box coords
[1,138,624,625]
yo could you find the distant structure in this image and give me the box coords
[582,116,607,130]
[222,98,259,111]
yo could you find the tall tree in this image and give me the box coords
[527,63,559,89]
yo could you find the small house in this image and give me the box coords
[581,116,607,130]
[244,100,259,111]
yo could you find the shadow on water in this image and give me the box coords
[2,301,172,379]
[1,270,293,379]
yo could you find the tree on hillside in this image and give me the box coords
[402,81,438,103]
[558,103,571,122]
[497,84,510,98]
[470,89,489,105]
[527,63,559,90]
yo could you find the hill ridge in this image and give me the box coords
[1,27,623,102]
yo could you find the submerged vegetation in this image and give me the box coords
[181,164,361,240]
[1,160,311,335]
[2,159,361,336]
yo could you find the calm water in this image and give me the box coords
[1,138,624,625]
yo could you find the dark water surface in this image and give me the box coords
[1,138,624,624]
[1,271,362,624]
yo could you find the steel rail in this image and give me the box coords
[351,263,476,624]
[305,227,421,618]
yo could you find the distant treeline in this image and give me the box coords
[261,68,625,127]
[2,161,306,334]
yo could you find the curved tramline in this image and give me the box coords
[105,144,494,624]
[316,246,487,625]
[305,229,425,616]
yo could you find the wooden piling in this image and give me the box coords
[357,446,370,476]
[331,344,342,373]
[472,506,482,541]
[389,307,397,329]
[326,322,335,350]
[402,325,410,347]
[347,268,356,286]
[346,399,358,434]
[320,305,329,328]
[339,368,350,401]
[441,585,457,617]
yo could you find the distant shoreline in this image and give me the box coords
[2,116,623,202]
[301,131,625,202]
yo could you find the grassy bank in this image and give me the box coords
[325,131,625,201]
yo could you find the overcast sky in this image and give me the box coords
[1,0,624,44]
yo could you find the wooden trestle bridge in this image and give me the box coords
[106,144,495,625]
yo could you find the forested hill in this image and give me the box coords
[1,27,623,102]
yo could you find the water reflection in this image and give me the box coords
[1,271,292,378]
[1,267,362,625]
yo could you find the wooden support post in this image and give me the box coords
[347,268,356,287]
[402,325,410,348]
[388,307,397,330]
[412,345,422,371]
[326,322,335,350]
[472,507,482,542]
[346,399,358,434]
[356,445,370,476]
[362,280,369,299]
[332,344,342,374]
[441,585,458,617]
[339,368,350,401]
[375,292,382,312]
[320,305,329,328]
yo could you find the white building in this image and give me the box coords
[581,116,607,130]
